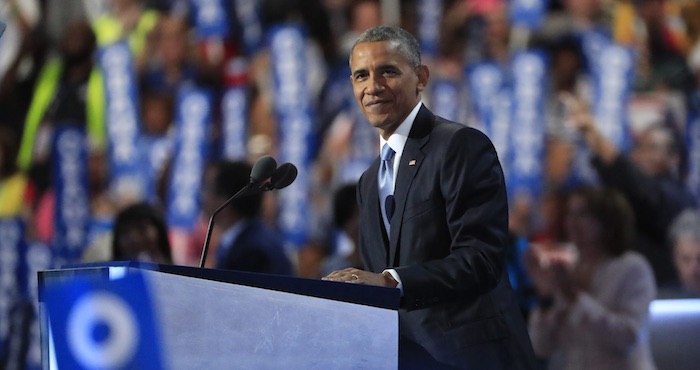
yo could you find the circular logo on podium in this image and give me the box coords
[67,291,139,369]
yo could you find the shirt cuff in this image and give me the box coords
[382,269,403,295]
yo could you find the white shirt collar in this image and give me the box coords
[379,101,422,156]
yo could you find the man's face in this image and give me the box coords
[674,237,700,293]
[350,41,428,138]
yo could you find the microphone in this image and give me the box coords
[260,163,298,191]
[198,156,278,268]
[249,155,278,186]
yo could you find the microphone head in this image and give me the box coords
[271,163,298,189]
[250,155,277,185]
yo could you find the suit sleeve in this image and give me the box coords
[396,128,509,310]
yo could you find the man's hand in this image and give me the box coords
[322,268,398,287]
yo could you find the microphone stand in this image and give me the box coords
[198,184,259,268]
[197,160,296,268]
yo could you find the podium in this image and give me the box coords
[38,262,401,369]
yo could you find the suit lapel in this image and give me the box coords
[388,107,433,266]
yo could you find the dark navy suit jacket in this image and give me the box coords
[357,106,537,369]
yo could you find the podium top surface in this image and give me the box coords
[39,261,401,310]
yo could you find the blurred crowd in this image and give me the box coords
[2,0,700,368]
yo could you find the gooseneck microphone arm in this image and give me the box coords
[199,184,252,268]
[198,156,277,268]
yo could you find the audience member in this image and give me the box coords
[0,127,32,218]
[658,209,700,298]
[632,0,694,94]
[563,92,698,286]
[0,0,40,81]
[320,183,362,276]
[82,201,172,264]
[141,15,198,95]
[90,0,161,74]
[201,160,292,275]
[139,88,175,201]
[17,19,104,192]
[0,0,44,135]
[526,186,657,370]
[111,201,172,263]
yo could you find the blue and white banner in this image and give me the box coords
[508,51,547,201]
[233,0,263,54]
[99,41,149,202]
[590,43,634,152]
[466,62,505,133]
[221,86,248,160]
[489,89,513,176]
[44,272,164,370]
[52,126,91,264]
[430,78,462,122]
[139,132,174,201]
[166,88,212,229]
[338,106,379,184]
[575,31,633,184]
[580,29,612,73]
[21,240,54,370]
[510,0,549,29]
[417,0,443,59]
[191,0,231,39]
[350,105,379,163]
[686,113,700,198]
[465,62,511,170]
[0,218,24,361]
[269,25,315,248]
[0,218,52,370]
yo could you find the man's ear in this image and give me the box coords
[416,65,430,92]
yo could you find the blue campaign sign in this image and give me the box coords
[221,86,248,161]
[465,62,505,132]
[44,272,164,370]
[417,0,443,59]
[510,0,549,29]
[99,41,149,202]
[430,78,462,122]
[508,50,547,201]
[191,0,231,39]
[52,126,90,263]
[166,87,212,229]
[0,218,24,361]
[269,25,315,248]
[232,0,263,55]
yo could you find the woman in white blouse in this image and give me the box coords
[525,186,657,370]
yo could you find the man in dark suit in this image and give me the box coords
[202,160,293,275]
[323,26,537,369]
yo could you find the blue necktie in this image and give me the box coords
[379,143,395,236]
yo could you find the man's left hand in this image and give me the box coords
[322,268,397,287]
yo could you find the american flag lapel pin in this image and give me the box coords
[408,159,417,166]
